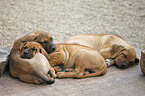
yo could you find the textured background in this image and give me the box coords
[0,0,145,50]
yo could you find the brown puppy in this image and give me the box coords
[21,42,107,79]
[18,42,56,84]
[49,44,107,79]
[140,50,145,75]
[64,34,139,69]
[19,41,49,59]
[9,31,56,84]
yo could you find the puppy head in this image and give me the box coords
[33,31,56,54]
[22,30,56,54]
[20,42,46,59]
[111,44,139,69]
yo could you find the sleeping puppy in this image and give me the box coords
[64,34,139,69]
[9,31,56,84]
[49,44,107,79]
[17,42,56,84]
[21,42,107,79]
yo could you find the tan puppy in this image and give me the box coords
[64,34,139,69]
[48,44,107,79]
[18,42,56,84]
[21,42,107,78]
[9,31,56,84]
[140,50,145,75]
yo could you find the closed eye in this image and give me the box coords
[122,53,127,58]
[24,46,27,49]
[129,61,133,63]
[44,40,48,43]
[38,40,48,44]
[32,48,37,51]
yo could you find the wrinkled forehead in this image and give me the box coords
[123,49,136,59]
[25,42,41,48]
[39,38,50,42]
[37,33,51,41]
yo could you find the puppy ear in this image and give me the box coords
[19,42,27,54]
[39,49,42,53]
[40,48,50,60]
[33,37,38,41]
[33,33,43,42]
[21,33,40,42]
[111,44,125,58]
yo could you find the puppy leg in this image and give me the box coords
[18,74,44,84]
[105,58,115,67]
[99,48,112,59]
[57,67,84,78]
[49,67,56,78]
[57,50,88,78]
[64,68,74,72]
[74,65,107,79]
[100,48,116,66]
[53,67,61,72]
[73,50,107,79]
[57,49,107,79]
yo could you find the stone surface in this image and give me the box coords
[0,47,10,76]
[0,0,145,50]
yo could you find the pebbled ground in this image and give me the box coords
[0,0,145,49]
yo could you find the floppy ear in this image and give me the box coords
[19,42,27,54]
[111,44,125,58]
[21,33,40,42]
[40,48,50,60]
[32,33,40,41]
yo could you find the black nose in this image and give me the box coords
[24,50,29,55]
[122,62,127,67]
[52,46,56,51]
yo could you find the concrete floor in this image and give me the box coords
[0,48,145,96]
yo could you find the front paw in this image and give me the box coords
[55,66,63,72]
[105,59,114,67]
[52,74,57,78]
[57,72,65,78]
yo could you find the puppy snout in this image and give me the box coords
[24,50,29,55]
[122,61,127,67]
[52,46,56,51]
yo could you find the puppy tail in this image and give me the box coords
[74,65,107,79]
[33,70,55,84]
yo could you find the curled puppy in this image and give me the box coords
[15,42,56,84]
[48,44,107,79]
[20,42,107,79]
[9,31,56,84]
[64,34,139,69]
[19,53,56,84]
